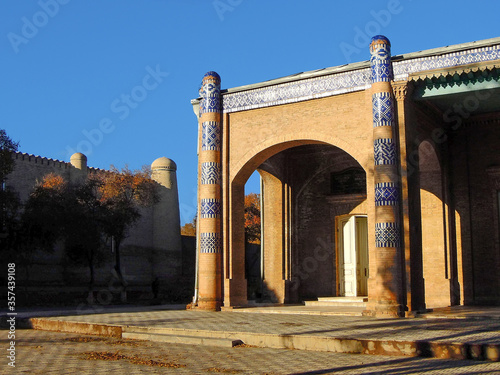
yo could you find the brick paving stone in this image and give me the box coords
[3,330,500,374]
[33,308,500,344]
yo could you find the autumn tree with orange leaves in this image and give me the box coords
[97,166,159,294]
[180,215,196,236]
[181,193,261,244]
[23,173,108,291]
[23,168,159,298]
[244,193,261,244]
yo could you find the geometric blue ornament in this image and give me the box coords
[204,96,220,113]
[200,198,221,219]
[201,162,221,185]
[372,92,394,127]
[200,96,220,114]
[375,182,399,206]
[202,121,221,151]
[200,73,221,114]
[200,232,221,253]
[370,58,392,82]
[370,36,392,83]
[375,222,400,248]
[374,138,396,165]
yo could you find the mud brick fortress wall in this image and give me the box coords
[5,152,195,301]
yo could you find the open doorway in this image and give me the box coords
[227,142,368,307]
[337,215,368,297]
[244,170,262,301]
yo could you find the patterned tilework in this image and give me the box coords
[370,57,392,83]
[219,42,500,113]
[202,121,221,151]
[200,198,221,219]
[375,222,400,248]
[203,71,221,82]
[222,69,371,113]
[200,95,220,113]
[201,162,221,185]
[200,232,221,253]
[375,182,399,206]
[203,96,220,113]
[393,44,500,81]
[374,139,396,165]
[372,92,394,127]
[200,72,221,114]
[370,36,392,83]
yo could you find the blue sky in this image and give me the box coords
[1,0,499,224]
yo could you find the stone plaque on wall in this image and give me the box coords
[330,168,366,195]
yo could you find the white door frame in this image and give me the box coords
[337,214,369,297]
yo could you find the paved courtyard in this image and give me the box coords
[25,306,500,345]
[3,304,500,373]
[6,329,500,374]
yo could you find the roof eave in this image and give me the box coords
[191,36,500,104]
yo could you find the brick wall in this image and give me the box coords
[226,91,375,304]
[450,120,500,305]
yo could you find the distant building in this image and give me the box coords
[191,36,500,317]
[6,151,192,302]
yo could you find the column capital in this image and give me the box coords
[392,81,413,102]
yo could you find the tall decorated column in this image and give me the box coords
[366,36,404,317]
[197,71,223,310]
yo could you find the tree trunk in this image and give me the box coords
[87,251,95,304]
[114,238,127,302]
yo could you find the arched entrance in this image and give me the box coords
[229,142,369,306]
[192,36,500,317]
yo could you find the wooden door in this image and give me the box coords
[338,216,368,297]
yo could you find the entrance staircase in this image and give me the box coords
[304,296,368,308]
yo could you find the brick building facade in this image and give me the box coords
[191,36,500,317]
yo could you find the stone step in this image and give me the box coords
[304,301,367,307]
[317,297,368,302]
[28,318,500,361]
[304,297,368,307]
[122,331,243,347]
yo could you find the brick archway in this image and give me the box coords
[226,140,371,307]
[231,134,368,185]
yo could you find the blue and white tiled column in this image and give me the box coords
[368,36,404,317]
[197,71,222,310]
